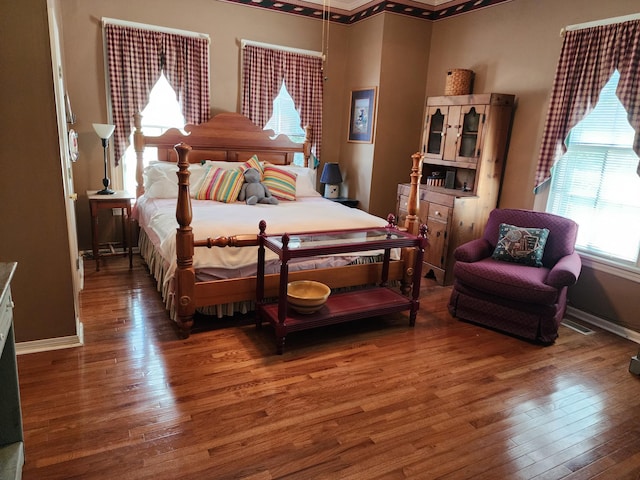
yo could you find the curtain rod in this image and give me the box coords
[560,12,640,37]
[240,39,324,59]
[102,17,210,41]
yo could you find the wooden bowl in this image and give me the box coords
[287,280,331,314]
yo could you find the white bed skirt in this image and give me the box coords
[138,227,389,321]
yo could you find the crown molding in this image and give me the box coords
[217,0,512,24]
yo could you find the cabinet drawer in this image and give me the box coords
[397,184,429,202]
[428,203,450,221]
[0,289,12,353]
[398,194,429,224]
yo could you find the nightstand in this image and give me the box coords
[87,190,134,271]
[329,197,359,208]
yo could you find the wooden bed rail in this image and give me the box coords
[193,235,259,249]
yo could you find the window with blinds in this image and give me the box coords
[547,70,640,266]
[264,81,307,167]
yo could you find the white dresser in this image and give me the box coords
[0,262,23,480]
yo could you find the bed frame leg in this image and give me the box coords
[176,316,194,338]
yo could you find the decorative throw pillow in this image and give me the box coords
[195,166,245,202]
[262,165,297,201]
[491,223,550,267]
[271,164,320,197]
[242,155,264,177]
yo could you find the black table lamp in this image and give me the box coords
[320,162,343,199]
[93,123,116,195]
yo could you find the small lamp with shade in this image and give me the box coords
[320,162,343,199]
[93,123,116,195]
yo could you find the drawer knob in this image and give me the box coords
[0,333,4,342]
[434,211,441,216]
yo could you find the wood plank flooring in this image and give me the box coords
[17,255,640,479]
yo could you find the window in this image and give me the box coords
[104,21,209,167]
[241,43,323,162]
[263,81,308,167]
[547,70,640,267]
[122,73,185,194]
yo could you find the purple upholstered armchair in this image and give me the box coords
[448,208,581,344]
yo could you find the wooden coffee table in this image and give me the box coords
[256,222,427,354]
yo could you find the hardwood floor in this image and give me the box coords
[17,255,640,479]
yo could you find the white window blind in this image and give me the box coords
[264,81,308,167]
[547,70,640,265]
[264,81,305,140]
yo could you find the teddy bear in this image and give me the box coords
[238,167,279,205]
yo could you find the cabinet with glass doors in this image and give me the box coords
[397,93,515,284]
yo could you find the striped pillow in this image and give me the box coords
[243,155,264,177]
[195,166,245,202]
[262,165,297,201]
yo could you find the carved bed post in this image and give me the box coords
[404,152,423,235]
[400,153,423,294]
[303,125,312,168]
[133,113,145,198]
[174,142,196,337]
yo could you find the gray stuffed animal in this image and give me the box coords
[238,168,279,205]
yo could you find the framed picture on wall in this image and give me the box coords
[347,87,377,143]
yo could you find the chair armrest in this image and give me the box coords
[545,252,582,288]
[454,238,492,263]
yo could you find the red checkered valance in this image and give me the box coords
[535,19,640,191]
[105,24,210,165]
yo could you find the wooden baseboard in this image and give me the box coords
[16,320,84,355]
[566,306,640,345]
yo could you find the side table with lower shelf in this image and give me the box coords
[256,222,426,354]
[87,190,134,271]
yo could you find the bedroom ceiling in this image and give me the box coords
[220,0,512,24]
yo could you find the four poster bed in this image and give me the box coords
[133,112,423,338]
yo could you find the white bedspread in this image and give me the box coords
[136,195,393,279]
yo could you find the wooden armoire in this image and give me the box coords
[396,93,515,284]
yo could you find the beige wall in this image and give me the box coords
[339,15,384,211]
[336,14,432,218]
[426,0,640,332]
[0,0,77,342]
[370,14,431,218]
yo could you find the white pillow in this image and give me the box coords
[143,161,208,198]
[273,165,320,197]
[201,160,251,170]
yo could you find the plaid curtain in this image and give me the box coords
[105,24,210,165]
[535,19,640,190]
[161,33,210,127]
[241,45,323,159]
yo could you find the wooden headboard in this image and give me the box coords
[133,112,312,197]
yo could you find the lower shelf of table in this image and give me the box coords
[258,286,415,337]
